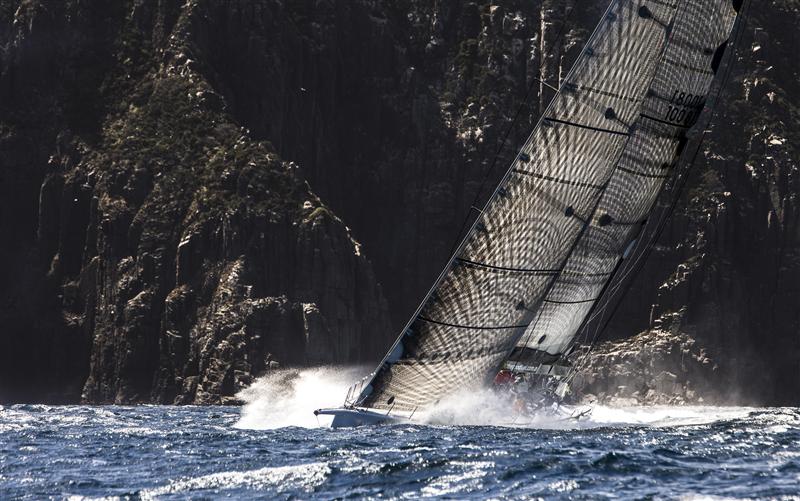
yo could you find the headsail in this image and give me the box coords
[351,0,741,414]
[509,0,739,372]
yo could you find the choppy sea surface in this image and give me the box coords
[1,368,799,500]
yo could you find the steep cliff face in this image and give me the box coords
[1,0,797,405]
[0,0,600,404]
[194,0,603,326]
[568,329,721,406]
[0,0,390,404]
[603,1,800,405]
[213,0,798,403]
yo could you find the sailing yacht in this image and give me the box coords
[316,0,743,428]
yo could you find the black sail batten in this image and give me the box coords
[639,112,694,128]
[544,297,601,305]
[418,316,531,331]
[542,117,631,136]
[616,164,671,179]
[510,0,739,369]
[350,0,739,414]
[455,257,561,276]
[512,169,607,190]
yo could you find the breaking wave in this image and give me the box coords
[234,366,369,429]
[420,386,752,429]
[234,367,752,430]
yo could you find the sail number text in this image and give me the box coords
[664,90,705,126]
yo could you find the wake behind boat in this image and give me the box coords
[315,0,745,428]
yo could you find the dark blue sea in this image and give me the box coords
[1,368,799,500]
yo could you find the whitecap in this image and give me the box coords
[138,462,330,500]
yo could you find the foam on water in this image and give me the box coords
[235,367,754,430]
[3,403,798,499]
[138,462,330,500]
[421,385,752,429]
[234,366,369,429]
[580,403,754,428]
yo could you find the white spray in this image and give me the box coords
[234,366,369,429]
[234,367,753,430]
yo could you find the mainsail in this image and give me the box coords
[350,0,742,414]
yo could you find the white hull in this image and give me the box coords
[314,407,406,428]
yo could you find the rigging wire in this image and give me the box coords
[447,1,582,257]
[344,2,583,409]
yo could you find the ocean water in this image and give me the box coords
[1,368,799,500]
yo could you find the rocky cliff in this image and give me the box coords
[601,0,800,405]
[568,329,720,407]
[1,0,797,405]
[0,0,391,404]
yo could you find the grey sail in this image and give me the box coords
[509,0,739,372]
[350,0,740,414]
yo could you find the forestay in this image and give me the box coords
[353,0,740,414]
